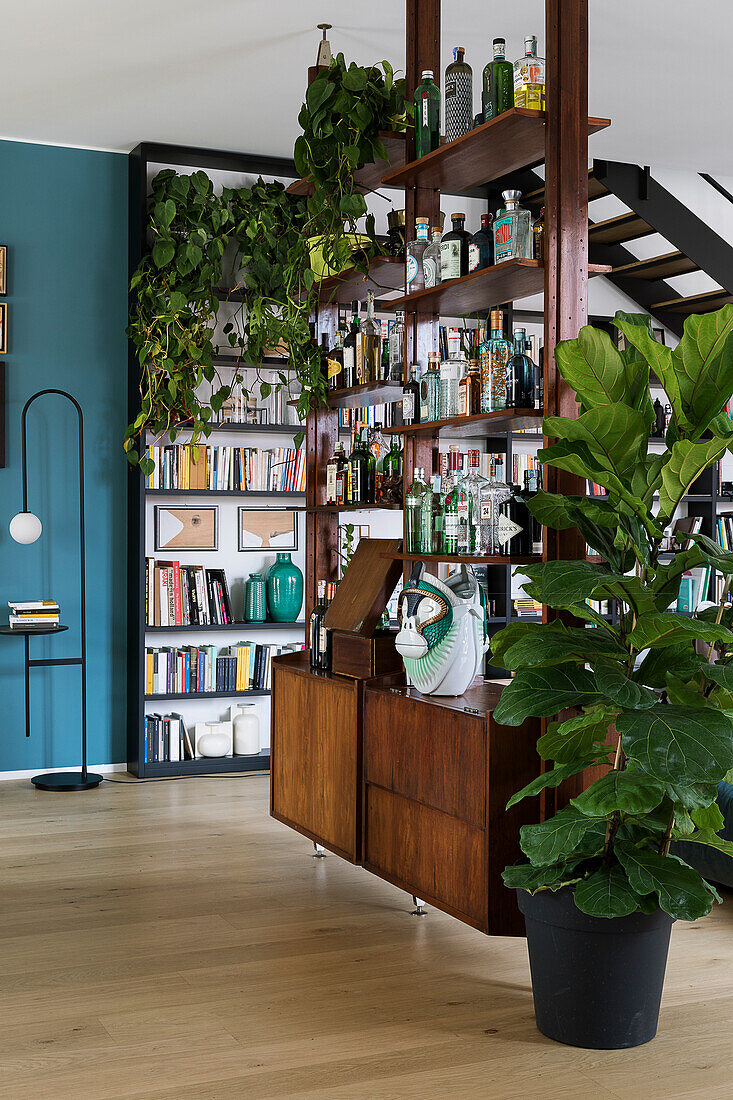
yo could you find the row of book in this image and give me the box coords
[511,452,541,486]
[145,559,233,627]
[677,566,712,613]
[144,712,194,764]
[716,513,733,552]
[8,599,60,628]
[145,641,303,696]
[145,444,306,493]
[338,403,396,430]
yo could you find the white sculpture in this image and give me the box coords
[394,563,489,696]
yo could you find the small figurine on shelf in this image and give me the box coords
[394,563,489,696]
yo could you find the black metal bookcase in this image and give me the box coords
[126,142,305,778]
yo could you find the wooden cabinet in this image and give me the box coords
[271,652,362,863]
[363,678,540,936]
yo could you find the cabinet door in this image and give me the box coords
[271,663,361,862]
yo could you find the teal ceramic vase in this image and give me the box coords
[244,573,267,622]
[266,553,303,622]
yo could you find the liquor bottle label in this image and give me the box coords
[457,500,469,524]
[458,386,468,415]
[440,239,462,280]
[403,392,415,420]
[419,378,430,420]
[319,625,328,651]
[444,513,460,540]
[356,338,365,382]
[326,464,337,504]
[327,358,341,380]
[352,465,361,501]
[480,501,492,521]
[497,514,523,545]
[421,91,430,128]
[406,250,419,289]
[424,255,438,287]
[468,242,480,272]
[494,216,514,261]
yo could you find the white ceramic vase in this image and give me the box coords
[233,705,260,756]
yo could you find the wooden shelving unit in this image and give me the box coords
[382,409,542,438]
[326,380,404,409]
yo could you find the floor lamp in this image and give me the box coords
[6,389,102,791]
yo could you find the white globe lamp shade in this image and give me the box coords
[9,511,42,544]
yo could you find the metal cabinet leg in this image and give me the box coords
[312,842,327,859]
[411,895,427,916]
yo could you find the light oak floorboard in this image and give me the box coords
[0,775,730,1099]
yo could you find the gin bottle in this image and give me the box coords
[464,449,488,553]
[358,292,381,384]
[440,358,462,419]
[440,213,471,281]
[419,352,442,422]
[514,35,546,111]
[493,191,532,262]
[414,70,441,158]
[406,467,427,554]
[482,38,514,121]
[406,218,430,294]
[478,478,512,555]
[388,309,405,381]
[445,46,473,142]
[507,328,536,409]
[480,310,512,412]
[442,468,461,556]
[422,226,443,288]
[468,213,494,272]
[402,362,421,425]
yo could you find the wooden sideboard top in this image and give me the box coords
[364,676,511,719]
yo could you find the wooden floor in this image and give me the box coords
[0,776,731,1099]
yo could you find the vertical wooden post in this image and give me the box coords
[543,0,588,563]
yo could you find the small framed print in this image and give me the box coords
[238,508,298,551]
[154,505,218,551]
[0,303,6,353]
[0,246,6,295]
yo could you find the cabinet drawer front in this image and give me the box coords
[364,689,485,826]
[365,785,487,927]
[271,665,360,861]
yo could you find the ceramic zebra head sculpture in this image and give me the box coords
[394,563,489,696]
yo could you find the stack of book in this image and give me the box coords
[144,444,306,493]
[8,600,60,629]
[145,641,304,696]
[145,560,234,627]
[513,597,542,619]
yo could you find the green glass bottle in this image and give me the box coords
[482,38,514,122]
[405,467,427,554]
[414,70,441,158]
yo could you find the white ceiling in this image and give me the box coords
[1,1,729,175]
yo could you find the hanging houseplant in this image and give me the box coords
[492,307,733,1049]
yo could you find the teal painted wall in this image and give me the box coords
[0,139,128,770]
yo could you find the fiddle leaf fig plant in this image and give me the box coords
[495,307,733,921]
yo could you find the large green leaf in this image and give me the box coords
[670,306,733,437]
[493,668,602,727]
[502,625,626,670]
[489,621,544,666]
[700,663,733,690]
[614,315,682,425]
[553,325,630,409]
[634,642,705,688]
[627,613,733,650]
[665,781,720,811]
[544,403,648,481]
[527,492,618,531]
[687,531,733,576]
[571,770,666,816]
[520,805,606,867]
[617,705,733,784]
[657,436,733,522]
[616,844,714,920]
[520,559,625,610]
[649,548,706,612]
[595,664,658,709]
[574,865,641,918]
[678,830,733,858]
[691,802,725,832]
[502,861,583,893]
[506,757,601,809]
[537,708,616,763]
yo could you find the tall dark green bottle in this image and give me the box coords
[414,70,441,158]
[482,38,514,121]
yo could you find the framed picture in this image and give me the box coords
[0,246,6,295]
[238,508,298,551]
[0,303,6,353]
[154,505,218,551]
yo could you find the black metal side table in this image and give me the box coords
[0,624,103,790]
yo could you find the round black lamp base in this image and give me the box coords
[31,771,104,792]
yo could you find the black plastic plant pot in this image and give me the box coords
[517,886,675,1049]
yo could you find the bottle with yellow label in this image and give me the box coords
[514,35,545,111]
[327,329,344,391]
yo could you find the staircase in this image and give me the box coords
[520,159,733,337]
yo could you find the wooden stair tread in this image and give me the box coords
[650,288,733,313]
[588,211,655,246]
[524,169,609,209]
[612,251,700,280]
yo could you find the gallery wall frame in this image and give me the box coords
[238,507,299,552]
[154,505,219,551]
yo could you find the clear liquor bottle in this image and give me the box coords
[445,46,473,142]
[482,38,514,121]
[414,70,441,158]
[507,328,536,409]
[455,455,475,554]
[514,35,546,111]
[464,449,488,553]
[480,310,512,412]
[358,292,381,384]
[442,468,460,556]
[477,478,512,555]
[406,218,430,294]
[440,212,471,281]
[342,301,359,389]
[440,358,462,419]
[388,309,405,381]
[468,212,494,272]
[402,362,421,425]
[422,226,443,288]
[493,190,532,262]
[327,328,344,391]
[371,422,386,502]
[420,352,442,422]
[405,467,427,554]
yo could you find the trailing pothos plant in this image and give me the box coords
[494,306,733,922]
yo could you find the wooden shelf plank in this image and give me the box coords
[383,552,541,565]
[312,254,405,305]
[380,110,610,194]
[287,132,406,197]
[326,381,403,409]
[306,503,402,513]
[385,259,610,316]
[382,408,542,439]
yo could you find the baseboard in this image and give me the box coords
[0,762,129,782]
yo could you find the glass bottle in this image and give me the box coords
[502,485,526,554]
[327,328,344,391]
[420,351,442,422]
[533,206,545,261]
[468,213,494,272]
[342,301,359,389]
[514,35,546,111]
[371,422,386,502]
[440,358,462,419]
[423,226,443,288]
[334,444,348,506]
[524,467,543,554]
[445,46,473,143]
[459,358,481,416]
[380,327,391,381]
[406,467,427,554]
[478,478,512,555]
[507,328,536,409]
[414,70,441,158]
[464,449,488,553]
[482,38,514,122]
[493,190,533,262]
[429,473,445,553]
[443,462,471,556]
[347,427,372,505]
[309,580,329,670]
[440,213,471,281]
[326,440,346,505]
[480,310,512,412]
[389,309,406,382]
[358,292,381,384]
[402,362,421,425]
[382,436,404,505]
[406,218,430,294]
